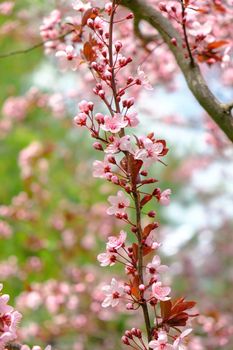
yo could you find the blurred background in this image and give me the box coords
[0,1,233,350]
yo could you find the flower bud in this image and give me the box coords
[93,142,103,151]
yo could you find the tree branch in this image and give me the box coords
[121,0,233,143]
[0,30,74,59]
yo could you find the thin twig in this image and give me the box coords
[0,30,74,59]
[180,0,195,67]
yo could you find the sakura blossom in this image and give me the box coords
[173,329,192,350]
[100,114,128,134]
[146,255,168,277]
[149,331,174,350]
[92,158,112,178]
[106,191,130,216]
[55,45,78,71]
[0,284,22,350]
[137,67,153,90]
[134,138,165,168]
[151,281,171,301]
[106,230,127,251]
[102,278,124,308]
[97,252,116,267]
[159,189,172,206]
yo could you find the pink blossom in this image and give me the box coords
[102,278,124,308]
[151,281,171,301]
[135,138,164,168]
[125,112,139,127]
[105,135,132,154]
[137,67,153,90]
[72,0,91,12]
[2,96,28,121]
[78,100,91,113]
[55,45,78,71]
[74,113,87,127]
[0,2,14,15]
[149,331,174,350]
[146,255,168,277]
[106,191,130,216]
[97,252,116,266]
[173,329,192,350]
[145,230,161,250]
[101,114,128,133]
[0,284,22,350]
[92,157,112,178]
[159,189,171,206]
[0,220,12,238]
[106,230,127,251]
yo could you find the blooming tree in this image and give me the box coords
[0,0,232,349]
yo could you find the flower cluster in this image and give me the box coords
[73,1,196,349]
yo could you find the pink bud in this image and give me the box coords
[115,41,123,52]
[93,142,103,151]
[122,336,130,345]
[171,38,177,46]
[98,90,105,98]
[139,284,145,291]
[95,113,104,124]
[148,211,156,218]
[126,13,134,19]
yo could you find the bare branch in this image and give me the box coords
[121,0,233,143]
[0,30,74,59]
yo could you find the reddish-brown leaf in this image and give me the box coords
[160,300,172,320]
[167,312,189,327]
[130,276,140,299]
[143,223,157,239]
[128,154,143,185]
[81,8,99,26]
[143,246,153,256]
[83,41,96,62]
[171,301,196,316]
[207,40,228,50]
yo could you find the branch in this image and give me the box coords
[5,343,22,350]
[121,0,233,143]
[0,30,74,59]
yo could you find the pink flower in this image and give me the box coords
[145,229,161,250]
[149,331,174,350]
[74,113,87,127]
[106,230,127,251]
[97,252,116,266]
[55,45,78,71]
[146,255,168,277]
[72,0,91,12]
[0,2,14,15]
[137,67,153,90]
[159,189,171,206]
[125,112,139,127]
[134,138,164,168]
[151,281,171,301]
[93,158,112,178]
[106,191,130,216]
[78,100,92,113]
[173,329,192,350]
[0,284,22,350]
[102,278,124,308]
[101,114,128,133]
[105,135,132,154]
